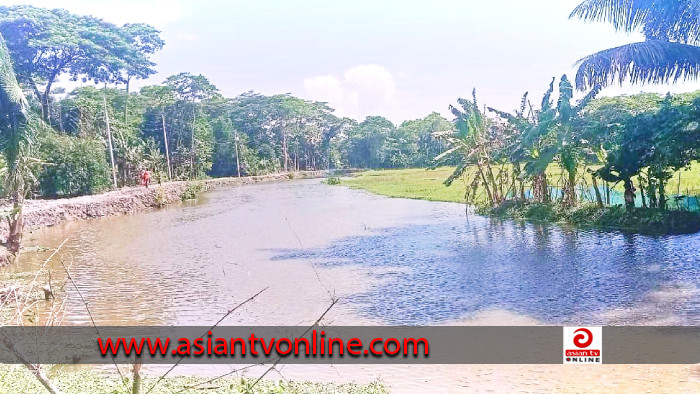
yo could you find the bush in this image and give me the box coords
[325,177,341,185]
[180,182,205,201]
[37,132,111,197]
[154,188,168,207]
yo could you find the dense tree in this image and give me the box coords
[389,113,453,168]
[37,131,110,197]
[140,85,176,179]
[225,92,349,174]
[344,116,396,169]
[163,73,218,179]
[57,86,152,185]
[0,5,163,122]
[582,91,700,209]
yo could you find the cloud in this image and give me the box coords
[303,64,397,120]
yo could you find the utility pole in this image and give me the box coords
[282,129,288,172]
[190,105,196,179]
[234,134,241,177]
[162,114,172,181]
[103,96,118,188]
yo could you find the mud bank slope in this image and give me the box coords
[1,171,328,240]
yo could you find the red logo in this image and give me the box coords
[573,328,593,348]
[564,327,602,364]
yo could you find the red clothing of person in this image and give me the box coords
[141,170,151,187]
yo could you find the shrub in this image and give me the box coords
[180,182,205,201]
[524,203,556,221]
[154,188,168,207]
[36,132,111,197]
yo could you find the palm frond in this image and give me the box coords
[643,1,700,43]
[574,40,700,89]
[571,1,700,43]
[570,0,652,32]
[0,34,29,128]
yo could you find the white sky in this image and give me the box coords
[3,0,700,123]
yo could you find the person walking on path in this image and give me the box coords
[140,168,152,188]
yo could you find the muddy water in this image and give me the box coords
[9,178,700,391]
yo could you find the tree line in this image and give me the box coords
[0,3,699,208]
[0,5,453,198]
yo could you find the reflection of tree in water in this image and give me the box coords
[270,219,699,325]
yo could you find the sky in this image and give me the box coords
[3,0,700,124]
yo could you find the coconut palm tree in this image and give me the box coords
[0,33,34,254]
[570,0,700,89]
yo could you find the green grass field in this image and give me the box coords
[343,163,700,204]
[343,167,468,203]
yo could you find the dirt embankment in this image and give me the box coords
[0,171,328,242]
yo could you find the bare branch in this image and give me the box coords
[58,255,129,390]
[145,286,269,394]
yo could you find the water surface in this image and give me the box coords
[12,178,699,327]
[7,179,700,391]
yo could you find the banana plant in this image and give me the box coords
[488,79,557,203]
[433,89,503,206]
[489,76,600,205]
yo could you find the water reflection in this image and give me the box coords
[8,179,699,327]
[271,217,700,325]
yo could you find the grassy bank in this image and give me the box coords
[343,167,468,203]
[0,365,386,394]
[343,165,700,204]
[481,201,700,234]
[341,166,700,234]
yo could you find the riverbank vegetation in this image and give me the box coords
[433,82,700,208]
[344,163,700,234]
[418,1,700,233]
[346,163,700,205]
[341,1,700,234]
